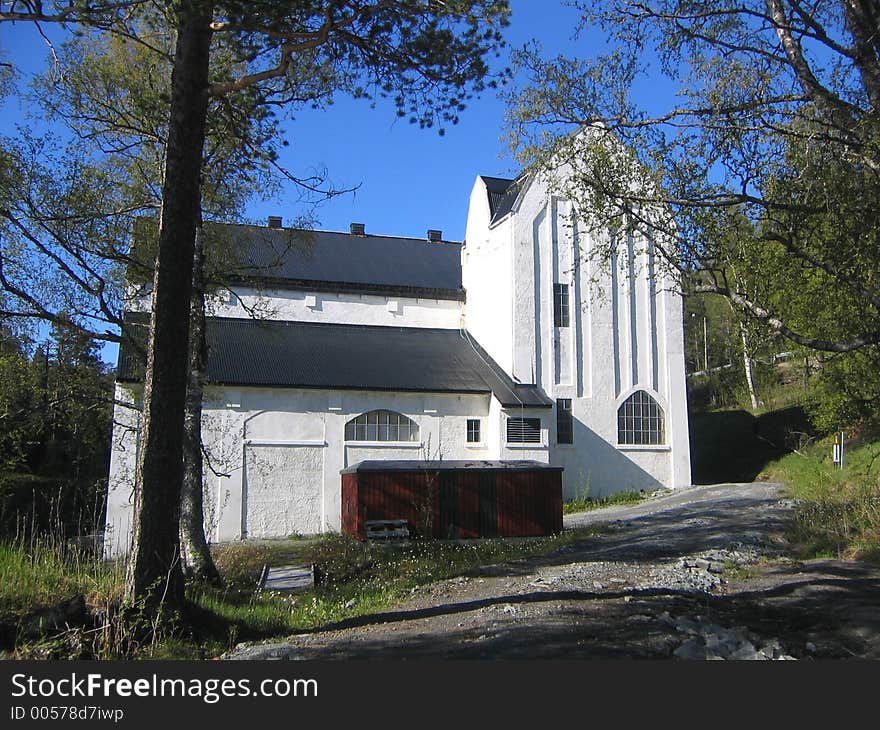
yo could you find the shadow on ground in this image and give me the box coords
[689,406,815,483]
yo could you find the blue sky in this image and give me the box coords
[0,1,591,243]
[240,1,588,241]
[0,1,672,362]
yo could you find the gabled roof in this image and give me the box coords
[117,316,552,408]
[479,174,530,226]
[218,224,463,298]
[133,219,465,300]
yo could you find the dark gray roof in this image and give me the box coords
[117,316,552,408]
[341,461,562,474]
[480,174,529,225]
[205,222,464,300]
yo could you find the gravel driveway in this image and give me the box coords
[225,482,880,660]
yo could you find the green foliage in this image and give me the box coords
[763,431,880,563]
[0,325,112,541]
[562,489,647,515]
[0,538,123,624]
[0,337,42,472]
[508,0,880,431]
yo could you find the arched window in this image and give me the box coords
[344,410,419,442]
[617,391,665,445]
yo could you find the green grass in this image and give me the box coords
[563,490,649,515]
[2,528,602,659]
[759,429,880,563]
[0,539,124,623]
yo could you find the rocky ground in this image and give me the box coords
[225,482,880,660]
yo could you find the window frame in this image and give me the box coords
[556,398,573,445]
[344,409,420,443]
[466,418,482,444]
[506,416,542,444]
[553,283,570,328]
[617,391,665,446]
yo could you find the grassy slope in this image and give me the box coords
[761,430,880,562]
[688,393,880,563]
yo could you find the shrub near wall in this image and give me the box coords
[0,473,106,543]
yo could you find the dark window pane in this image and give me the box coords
[556,399,573,444]
[553,283,570,328]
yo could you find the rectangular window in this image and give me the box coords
[553,283,570,328]
[466,419,481,443]
[556,399,573,444]
[506,417,541,444]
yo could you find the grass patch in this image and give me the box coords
[563,490,649,515]
[0,538,123,623]
[761,430,880,563]
[2,527,601,659]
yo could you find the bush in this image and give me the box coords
[0,473,106,543]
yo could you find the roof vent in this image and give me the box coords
[267,215,282,228]
[427,229,442,242]
[350,222,366,236]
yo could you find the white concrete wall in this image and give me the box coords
[462,178,515,374]
[462,165,692,500]
[104,384,140,559]
[207,287,463,329]
[105,385,502,554]
[130,286,462,330]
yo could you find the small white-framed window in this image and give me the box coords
[466,418,481,443]
[344,410,419,442]
[553,283,570,328]
[617,391,665,445]
[506,417,541,444]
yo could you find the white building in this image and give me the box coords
[104,162,691,557]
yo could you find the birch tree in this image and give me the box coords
[508,1,880,354]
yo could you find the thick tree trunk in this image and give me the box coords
[180,225,221,583]
[124,2,214,612]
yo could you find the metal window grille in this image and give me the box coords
[556,398,573,444]
[617,391,665,445]
[345,410,419,442]
[466,419,481,443]
[506,417,541,443]
[553,283,570,328]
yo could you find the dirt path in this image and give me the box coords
[225,483,880,660]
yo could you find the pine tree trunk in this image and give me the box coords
[180,225,221,583]
[124,2,214,613]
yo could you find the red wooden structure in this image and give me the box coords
[340,460,563,540]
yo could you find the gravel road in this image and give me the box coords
[225,482,880,660]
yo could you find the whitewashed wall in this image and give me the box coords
[104,384,140,559]
[207,287,463,329]
[462,167,692,500]
[462,179,515,375]
[104,385,517,555]
[130,286,463,330]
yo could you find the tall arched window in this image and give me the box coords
[344,410,419,442]
[617,391,665,445]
